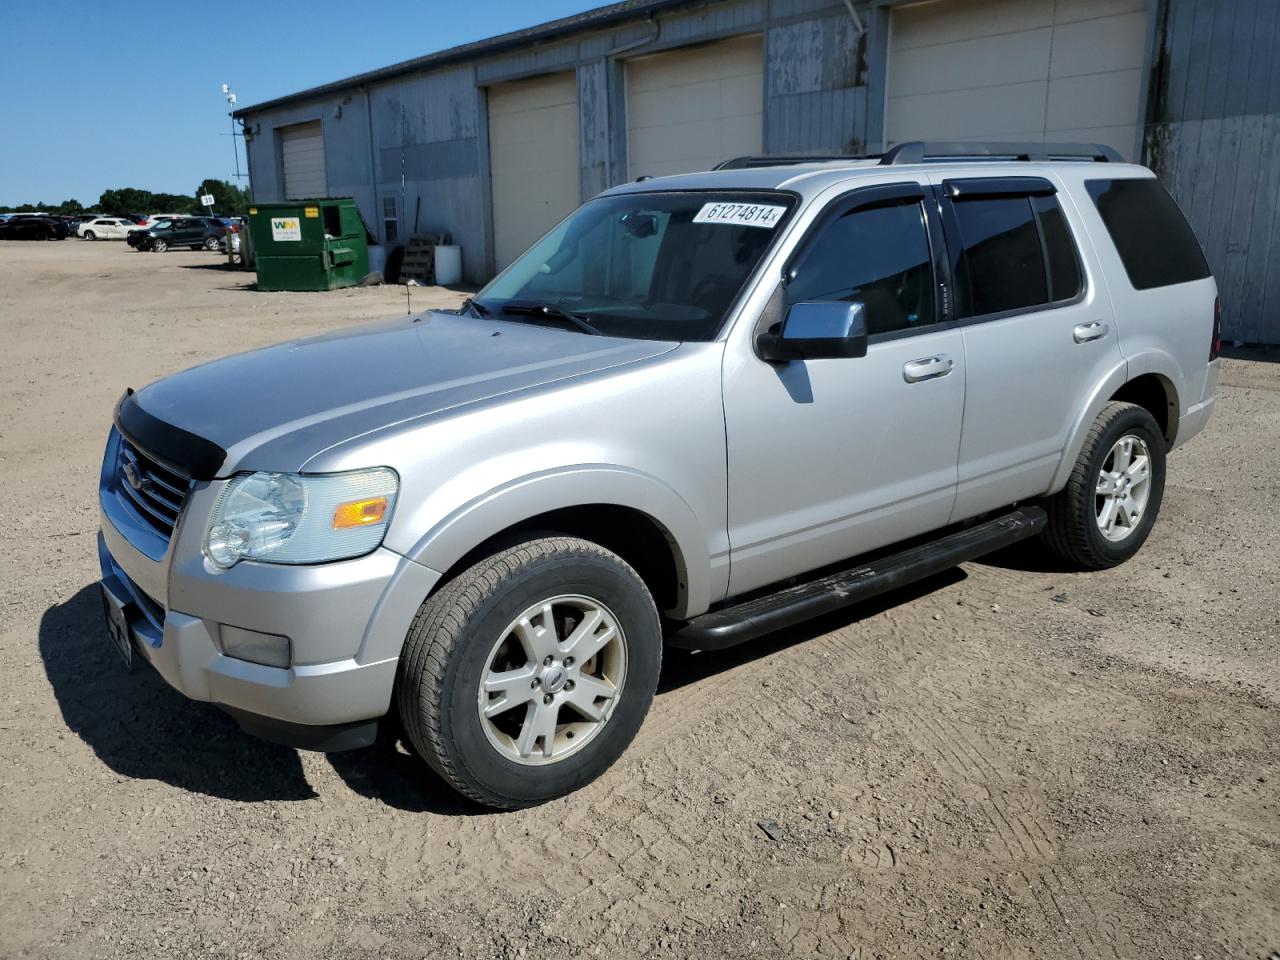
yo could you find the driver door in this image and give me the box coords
[722,181,965,597]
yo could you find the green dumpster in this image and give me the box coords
[247,198,370,292]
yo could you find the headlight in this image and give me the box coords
[204,468,398,569]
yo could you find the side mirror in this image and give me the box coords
[757,301,868,362]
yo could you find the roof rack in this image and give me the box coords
[714,154,874,170]
[879,141,1122,165]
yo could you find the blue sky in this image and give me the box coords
[0,1,605,206]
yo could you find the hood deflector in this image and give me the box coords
[114,389,228,481]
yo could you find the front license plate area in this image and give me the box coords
[100,585,135,671]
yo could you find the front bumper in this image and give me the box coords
[97,431,440,746]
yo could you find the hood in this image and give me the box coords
[130,312,677,475]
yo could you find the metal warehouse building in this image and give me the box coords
[236,0,1280,343]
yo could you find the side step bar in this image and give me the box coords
[670,506,1047,651]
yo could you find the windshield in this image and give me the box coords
[475,191,795,341]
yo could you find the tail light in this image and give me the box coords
[1210,296,1222,360]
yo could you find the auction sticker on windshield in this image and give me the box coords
[271,217,302,241]
[693,202,786,229]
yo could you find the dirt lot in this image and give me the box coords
[0,240,1277,960]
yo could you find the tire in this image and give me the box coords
[152,238,167,252]
[204,236,220,250]
[397,536,661,809]
[1040,401,1166,569]
[83,230,95,240]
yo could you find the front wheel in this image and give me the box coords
[1040,401,1166,569]
[152,238,167,252]
[397,537,661,809]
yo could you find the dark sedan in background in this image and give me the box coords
[0,216,69,240]
[127,217,225,252]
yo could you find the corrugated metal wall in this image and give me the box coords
[1145,0,1280,344]
[242,0,873,282]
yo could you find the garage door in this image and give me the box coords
[886,0,1147,159]
[280,121,326,199]
[626,34,764,180]
[488,72,580,272]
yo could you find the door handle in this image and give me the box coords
[1073,321,1109,343]
[903,355,954,383]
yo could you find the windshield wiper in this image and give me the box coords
[458,297,488,318]
[496,301,603,336]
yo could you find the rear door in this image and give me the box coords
[930,173,1123,520]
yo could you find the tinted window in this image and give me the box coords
[952,196,1046,316]
[1032,194,1083,302]
[1086,178,1210,289]
[786,200,935,336]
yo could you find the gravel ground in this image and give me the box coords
[1,240,1277,960]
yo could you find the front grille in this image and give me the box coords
[116,440,190,540]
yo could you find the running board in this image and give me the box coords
[670,506,1047,651]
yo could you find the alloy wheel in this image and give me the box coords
[1095,434,1152,541]
[477,594,627,765]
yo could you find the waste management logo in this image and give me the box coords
[270,217,302,241]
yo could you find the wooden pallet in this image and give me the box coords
[399,233,448,284]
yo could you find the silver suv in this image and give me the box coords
[97,142,1220,808]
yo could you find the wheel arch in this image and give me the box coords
[400,466,716,621]
[1109,372,1179,445]
[1049,359,1182,494]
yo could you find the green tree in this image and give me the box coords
[99,188,155,216]
[195,178,250,216]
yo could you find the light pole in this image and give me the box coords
[221,84,244,180]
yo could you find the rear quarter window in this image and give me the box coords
[1085,178,1210,290]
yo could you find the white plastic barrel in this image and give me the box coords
[434,244,462,286]
[366,243,386,278]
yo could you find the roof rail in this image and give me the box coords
[714,154,874,170]
[879,141,1122,165]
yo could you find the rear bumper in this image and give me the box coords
[1173,359,1219,451]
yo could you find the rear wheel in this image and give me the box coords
[83,230,96,240]
[396,536,661,809]
[1040,401,1166,569]
[204,236,220,250]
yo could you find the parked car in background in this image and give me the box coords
[130,216,225,252]
[218,221,244,257]
[127,220,170,248]
[0,216,69,240]
[143,213,188,227]
[78,217,137,240]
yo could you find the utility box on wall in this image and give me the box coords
[247,198,369,292]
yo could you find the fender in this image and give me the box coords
[400,464,719,620]
[1048,358,1129,494]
